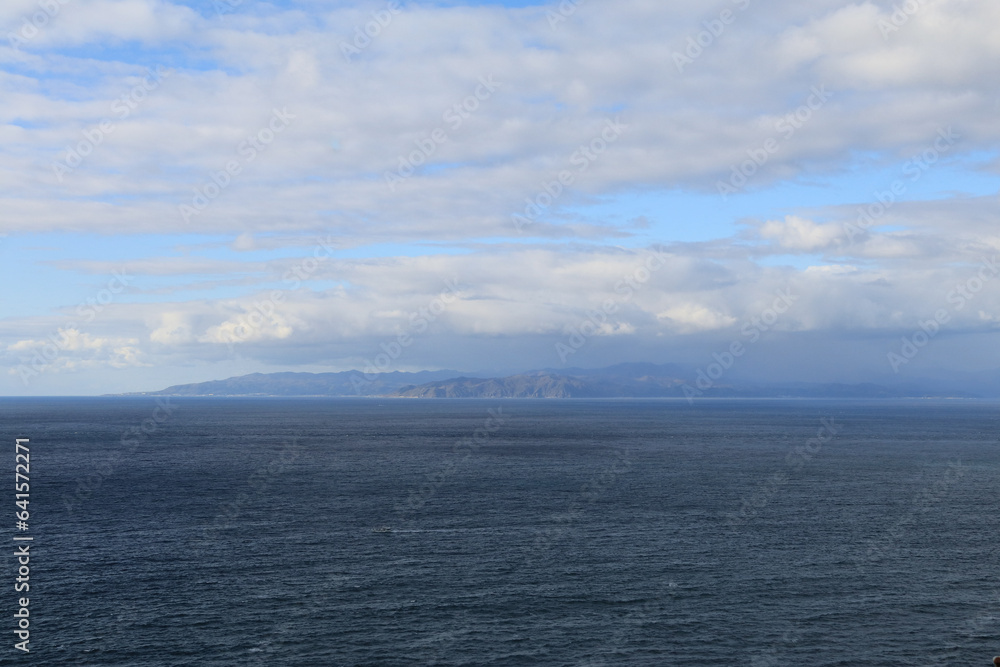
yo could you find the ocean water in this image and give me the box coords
[2,398,998,666]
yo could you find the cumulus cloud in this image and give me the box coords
[4,328,148,374]
[759,216,844,252]
[655,305,739,334]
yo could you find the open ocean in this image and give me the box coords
[2,397,998,666]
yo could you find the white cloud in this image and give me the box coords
[4,328,148,373]
[1,0,997,238]
[2,0,1000,392]
[759,216,844,252]
[198,310,295,345]
[655,305,738,334]
[149,312,193,344]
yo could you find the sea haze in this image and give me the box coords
[5,398,999,665]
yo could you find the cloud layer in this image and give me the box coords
[1,0,998,393]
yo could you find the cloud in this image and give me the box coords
[2,0,1000,393]
[5,328,148,373]
[759,215,844,252]
[198,309,295,345]
[0,0,995,239]
[149,312,193,344]
[655,304,738,334]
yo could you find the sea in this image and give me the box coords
[2,397,998,666]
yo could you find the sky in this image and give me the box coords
[1,0,999,395]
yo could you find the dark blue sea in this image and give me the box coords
[2,398,998,666]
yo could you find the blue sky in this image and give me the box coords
[2,0,999,394]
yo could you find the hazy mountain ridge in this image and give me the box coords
[391,365,692,398]
[388,376,952,399]
[126,363,990,398]
[391,375,610,398]
[127,370,462,397]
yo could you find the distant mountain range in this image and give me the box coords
[131,370,462,397]
[125,363,987,399]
